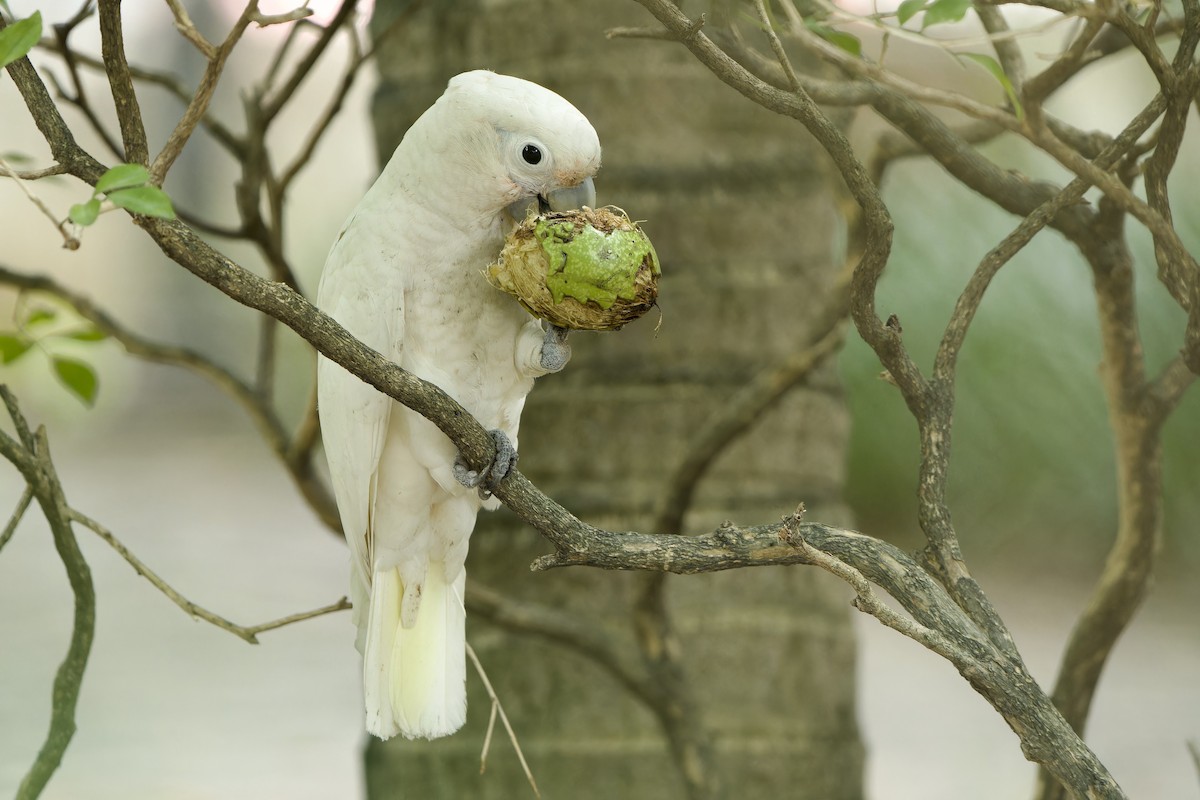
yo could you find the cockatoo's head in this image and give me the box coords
[409,71,601,222]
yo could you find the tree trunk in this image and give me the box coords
[364,2,864,797]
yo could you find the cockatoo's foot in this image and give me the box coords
[540,325,571,373]
[453,429,518,499]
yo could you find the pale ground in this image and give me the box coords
[1,372,1197,800]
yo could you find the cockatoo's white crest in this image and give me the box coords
[317,71,600,741]
[390,70,601,220]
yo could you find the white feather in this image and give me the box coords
[317,71,601,740]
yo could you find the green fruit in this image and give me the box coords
[487,207,660,331]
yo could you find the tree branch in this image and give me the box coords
[73,504,346,644]
[96,0,147,164]
[150,2,256,183]
[0,484,33,553]
[0,264,341,531]
[1,387,96,800]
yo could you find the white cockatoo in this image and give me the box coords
[316,71,601,740]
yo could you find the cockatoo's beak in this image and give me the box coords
[545,176,596,211]
[504,176,596,224]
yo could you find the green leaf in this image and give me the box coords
[63,327,108,343]
[0,11,41,70]
[95,163,150,194]
[24,307,56,326]
[52,356,98,406]
[69,198,102,226]
[807,23,863,57]
[958,52,1024,120]
[105,185,176,219]
[897,0,927,25]
[922,0,971,27]
[0,333,31,364]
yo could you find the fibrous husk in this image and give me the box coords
[486,206,660,331]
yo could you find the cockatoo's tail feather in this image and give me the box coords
[363,564,466,740]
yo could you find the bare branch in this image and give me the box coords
[0,155,79,249]
[277,22,367,193]
[37,40,246,158]
[0,265,341,530]
[786,509,971,664]
[654,319,846,537]
[251,6,315,27]
[4,162,69,180]
[97,0,148,163]
[0,484,34,553]
[752,0,799,91]
[68,507,348,644]
[0,389,96,800]
[150,4,257,182]
[1024,16,1105,102]
[933,94,1167,388]
[261,0,360,124]
[973,2,1026,102]
[165,0,216,57]
[466,581,652,703]
[464,643,541,799]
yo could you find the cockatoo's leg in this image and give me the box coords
[540,325,571,372]
[453,429,517,499]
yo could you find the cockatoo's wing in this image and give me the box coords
[316,211,404,589]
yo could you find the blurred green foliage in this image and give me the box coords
[839,143,1200,568]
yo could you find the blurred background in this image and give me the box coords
[1,1,1197,798]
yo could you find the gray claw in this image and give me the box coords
[539,324,571,373]
[454,429,518,499]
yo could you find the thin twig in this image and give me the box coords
[38,41,246,157]
[464,643,541,799]
[69,507,348,644]
[277,20,367,193]
[261,0,359,124]
[251,6,314,27]
[0,484,34,553]
[6,163,69,180]
[164,0,216,57]
[0,156,78,249]
[151,3,256,182]
[752,0,800,91]
[466,582,652,703]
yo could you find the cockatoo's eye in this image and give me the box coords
[521,144,543,165]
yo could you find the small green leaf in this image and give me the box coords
[0,333,31,364]
[52,356,98,406]
[95,163,151,194]
[105,185,176,219]
[63,327,108,343]
[24,308,56,326]
[0,11,41,70]
[807,23,862,57]
[896,0,928,25]
[69,198,101,226]
[922,0,971,27]
[958,52,1024,120]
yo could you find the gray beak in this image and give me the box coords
[545,176,596,211]
[505,177,597,224]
